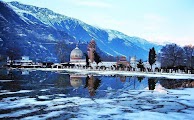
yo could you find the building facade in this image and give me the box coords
[70,44,85,65]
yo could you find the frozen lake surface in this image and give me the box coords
[0,69,194,120]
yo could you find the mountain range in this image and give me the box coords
[0,1,161,62]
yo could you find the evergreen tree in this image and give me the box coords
[93,51,102,65]
[84,53,89,67]
[148,47,156,71]
[137,59,144,71]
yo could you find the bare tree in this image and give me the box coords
[183,45,194,68]
[161,44,184,67]
[55,41,69,63]
[6,46,21,66]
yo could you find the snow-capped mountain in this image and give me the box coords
[0,1,161,62]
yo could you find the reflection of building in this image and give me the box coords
[70,75,83,89]
[21,70,29,75]
[85,75,101,96]
[87,39,96,63]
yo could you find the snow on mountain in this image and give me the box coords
[3,1,162,61]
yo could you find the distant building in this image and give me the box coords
[130,56,138,69]
[87,39,96,63]
[143,61,161,71]
[116,56,130,67]
[90,62,116,68]
[70,44,85,65]
[129,56,161,71]
[7,56,42,68]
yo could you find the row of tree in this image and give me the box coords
[159,44,194,68]
[137,44,194,71]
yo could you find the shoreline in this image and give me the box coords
[6,68,194,80]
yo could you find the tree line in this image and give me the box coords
[159,44,194,69]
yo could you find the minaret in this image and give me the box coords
[87,38,96,63]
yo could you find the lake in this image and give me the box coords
[0,69,194,120]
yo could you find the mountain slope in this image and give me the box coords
[0,1,115,62]
[0,1,75,62]
[8,1,161,60]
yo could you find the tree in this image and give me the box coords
[160,44,184,67]
[183,45,194,68]
[137,59,144,71]
[6,46,21,67]
[55,41,69,63]
[148,47,156,71]
[93,51,102,65]
[84,53,89,67]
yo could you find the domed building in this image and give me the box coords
[70,44,85,65]
[130,56,137,69]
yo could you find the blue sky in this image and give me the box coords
[2,0,194,46]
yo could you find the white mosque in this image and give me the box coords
[68,43,116,68]
[70,44,85,65]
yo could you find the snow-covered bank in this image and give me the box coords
[16,68,194,80]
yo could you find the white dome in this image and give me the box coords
[130,56,136,61]
[70,45,83,60]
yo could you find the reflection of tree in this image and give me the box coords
[119,76,126,82]
[84,75,101,96]
[159,79,194,89]
[148,78,156,90]
[55,74,70,88]
[137,76,144,83]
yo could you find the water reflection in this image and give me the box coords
[70,75,83,89]
[0,69,194,97]
[84,75,101,96]
[1,69,194,119]
[119,76,126,82]
[137,76,144,83]
[148,78,157,90]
